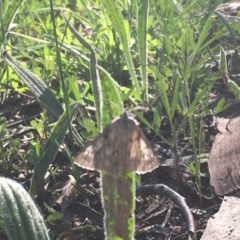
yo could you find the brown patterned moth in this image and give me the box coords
[75,111,159,240]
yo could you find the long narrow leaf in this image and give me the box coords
[0,0,25,42]
[3,52,84,147]
[30,102,79,195]
[188,84,209,114]
[170,76,181,120]
[137,0,149,101]
[99,0,141,99]
[158,80,171,120]
[2,52,63,117]
[101,74,123,124]
[65,20,103,131]
[54,39,124,124]
[151,65,171,119]
[215,11,238,49]
[195,18,212,52]
[219,46,228,78]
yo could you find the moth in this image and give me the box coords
[75,112,159,239]
[75,111,159,175]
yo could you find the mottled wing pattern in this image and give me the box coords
[75,112,159,175]
[208,131,240,195]
[135,131,159,173]
[74,133,106,171]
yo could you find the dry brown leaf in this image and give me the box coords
[208,116,240,195]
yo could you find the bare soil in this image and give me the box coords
[1,74,240,240]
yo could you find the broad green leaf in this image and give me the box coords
[163,37,173,55]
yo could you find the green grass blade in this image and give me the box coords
[195,18,212,52]
[49,0,73,143]
[65,20,103,131]
[188,84,210,114]
[99,0,140,100]
[215,10,238,49]
[227,79,240,99]
[101,74,123,124]
[219,45,228,78]
[170,76,181,120]
[30,102,79,195]
[0,0,25,43]
[137,0,149,101]
[56,39,124,123]
[2,52,63,117]
[151,65,171,119]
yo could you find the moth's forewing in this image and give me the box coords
[74,120,123,172]
[74,133,106,171]
[134,131,159,173]
[74,146,96,171]
[74,112,159,175]
[119,117,159,173]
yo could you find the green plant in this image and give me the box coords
[0,0,25,49]
[219,45,240,99]
[0,177,50,240]
[145,0,223,189]
[0,117,23,175]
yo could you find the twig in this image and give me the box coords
[136,184,196,240]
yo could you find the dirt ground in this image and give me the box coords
[2,76,238,240]
[2,18,240,239]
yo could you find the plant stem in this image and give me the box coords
[101,170,135,240]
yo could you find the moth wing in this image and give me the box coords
[74,134,106,171]
[134,131,159,174]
